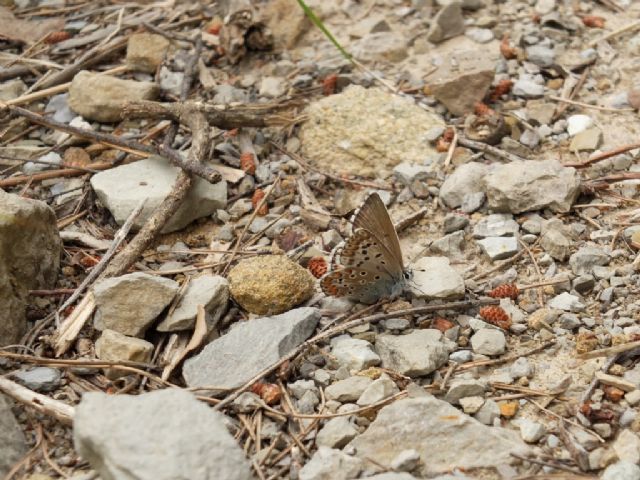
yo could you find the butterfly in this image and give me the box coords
[320,192,411,304]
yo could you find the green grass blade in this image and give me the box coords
[296,0,352,60]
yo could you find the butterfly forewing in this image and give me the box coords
[351,193,404,275]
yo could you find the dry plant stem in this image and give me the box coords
[528,398,605,443]
[2,104,221,184]
[456,339,556,372]
[510,453,583,475]
[578,340,640,360]
[518,238,545,306]
[124,100,294,129]
[564,141,640,169]
[61,201,144,315]
[0,376,74,425]
[579,354,620,406]
[471,247,530,281]
[394,207,429,233]
[38,36,129,90]
[558,423,590,472]
[457,136,527,163]
[101,37,204,279]
[589,19,640,47]
[214,299,497,411]
[0,162,112,188]
[547,95,634,113]
[553,68,589,122]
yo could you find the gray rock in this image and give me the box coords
[470,329,506,356]
[409,256,465,299]
[316,417,358,448]
[443,213,469,233]
[474,399,500,425]
[93,272,178,336]
[73,389,252,480]
[484,160,580,213]
[330,335,381,372]
[91,156,227,233]
[299,447,363,480]
[393,162,435,186]
[232,392,262,413]
[570,128,602,152]
[376,329,451,377]
[126,33,170,73]
[526,45,555,67]
[158,67,184,96]
[557,313,581,330]
[45,93,75,123]
[425,50,496,115]
[518,419,546,443]
[602,461,640,480]
[183,308,319,389]
[460,191,485,213]
[427,2,465,44]
[513,79,545,98]
[69,71,159,122]
[440,162,488,209]
[259,76,287,98]
[349,396,529,474]
[429,231,465,259]
[364,474,417,480]
[299,86,444,177]
[473,214,519,238]
[540,225,574,261]
[212,84,249,104]
[390,449,421,472]
[288,379,318,399]
[357,374,400,406]
[445,379,486,404]
[95,329,154,379]
[510,357,532,378]
[465,27,493,43]
[0,395,28,478]
[0,190,61,346]
[613,430,640,464]
[569,246,610,275]
[13,367,61,392]
[548,292,585,312]
[459,396,484,414]
[477,236,519,261]
[325,376,373,403]
[157,275,229,332]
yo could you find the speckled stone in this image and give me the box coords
[299,85,444,177]
[228,255,315,315]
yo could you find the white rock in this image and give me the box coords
[518,419,546,443]
[409,256,465,299]
[470,329,506,356]
[566,114,593,136]
[330,335,381,372]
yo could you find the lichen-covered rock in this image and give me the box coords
[0,190,60,346]
[228,255,315,315]
[299,85,444,177]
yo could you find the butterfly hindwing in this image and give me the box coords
[320,267,395,305]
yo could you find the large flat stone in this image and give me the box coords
[183,307,320,389]
[91,156,227,233]
[73,389,253,480]
[349,396,530,475]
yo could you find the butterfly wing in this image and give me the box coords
[320,228,400,304]
[320,267,396,304]
[351,193,404,275]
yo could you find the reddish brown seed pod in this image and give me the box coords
[322,73,338,96]
[479,306,512,330]
[240,152,256,175]
[500,34,517,60]
[250,381,281,405]
[582,15,605,28]
[251,189,268,216]
[487,283,519,300]
[308,256,328,279]
[474,102,494,116]
[489,79,514,101]
[432,317,456,332]
[45,31,71,44]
